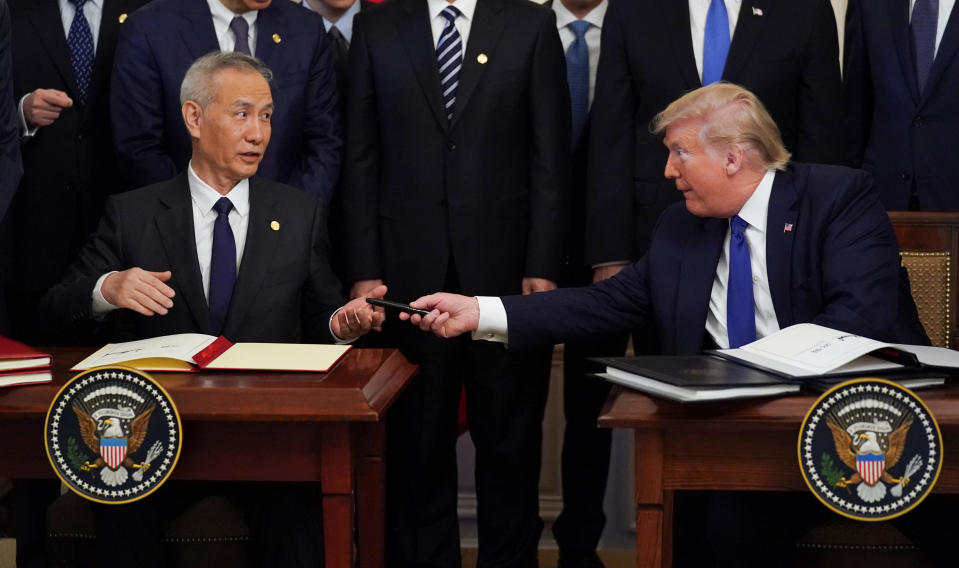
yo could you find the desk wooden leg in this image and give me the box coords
[355,422,386,568]
[635,429,665,568]
[322,423,355,568]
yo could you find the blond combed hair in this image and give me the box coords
[651,82,791,171]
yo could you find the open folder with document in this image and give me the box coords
[71,333,352,372]
[594,323,959,402]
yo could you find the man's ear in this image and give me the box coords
[725,144,746,176]
[182,101,202,138]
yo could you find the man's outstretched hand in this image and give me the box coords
[400,293,480,338]
[332,285,388,340]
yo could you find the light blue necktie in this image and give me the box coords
[911,0,938,93]
[67,0,94,103]
[727,215,756,348]
[702,0,730,85]
[566,20,591,146]
[437,6,463,122]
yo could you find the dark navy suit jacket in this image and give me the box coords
[845,0,959,210]
[110,0,341,203]
[504,163,920,353]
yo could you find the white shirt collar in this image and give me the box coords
[552,0,607,31]
[428,0,477,25]
[734,169,776,233]
[187,162,251,219]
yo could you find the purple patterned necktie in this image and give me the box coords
[67,0,94,103]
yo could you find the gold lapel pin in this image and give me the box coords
[119,13,128,23]
[477,53,488,64]
[272,33,282,44]
[270,221,280,231]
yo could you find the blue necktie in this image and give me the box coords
[566,20,591,146]
[209,197,237,334]
[702,0,730,85]
[437,5,463,122]
[67,0,94,103]
[727,216,756,348]
[230,16,252,55]
[911,0,938,93]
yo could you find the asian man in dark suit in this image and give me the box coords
[42,51,384,568]
[110,0,341,204]
[844,0,959,211]
[585,0,844,293]
[4,0,146,344]
[403,83,927,564]
[342,0,570,564]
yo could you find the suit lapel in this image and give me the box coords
[920,0,959,103]
[659,0,701,89]
[397,0,448,131]
[765,169,798,328]
[674,218,726,354]
[176,0,219,61]
[889,0,921,104]
[155,174,212,334]
[223,178,284,338]
[449,0,505,127]
[253,3,280,70]
[722,0,767,83]
[31,0,80,101]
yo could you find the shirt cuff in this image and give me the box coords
[328,308,357,344]
[591,260,630,269]
[472,296,508,344]
[18,94,38,139]
[92,272,119,316]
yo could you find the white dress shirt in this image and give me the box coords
[910,0,957,55]
[206,0,259,56]
[427,0,477,49]
[704,169,780,349]
[303,0,361,44]
[18,0,104,137]
[553,0,607,106]
[474,170,782,348]
[688,0,741,82]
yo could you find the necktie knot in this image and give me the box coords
[328,26,344,42]
[731,215,748,238]
[69,0,88,8]
[441,5,460,24]
[568,19,590,40]
[229,16,251,55]
[213,197,234,217]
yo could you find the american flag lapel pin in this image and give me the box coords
[752,6,763,16]
[783,223,794,233]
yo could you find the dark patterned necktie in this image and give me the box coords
[911,0,938,93]
[209,197,237,334]
[67,0,94,103]
[327,26,349,95]
[437,5,462,122]
[230,16,251,55]
[566,20,590,146]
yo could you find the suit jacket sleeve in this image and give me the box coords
[503,257,651,351]
[810,170,901,340]
[841,0,872,168]
[584,0,635,266]
[792,0,844,164]
[341,11,381,283]
[524,8,571,281]
[39,196,127,333]
[303,198,345,343]
[0,0,21,222]
[110,15,178,189]
[282,23,342,205]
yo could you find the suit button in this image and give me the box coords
[913,116,924,127]
[446,141,456,151]
[901,171,912,181]
[440,198,447,206]
[77,134,84,141]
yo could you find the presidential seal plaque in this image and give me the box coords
[45,366,182,505]
[798,378,942,521]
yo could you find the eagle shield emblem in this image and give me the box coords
[798,378,942,521]
[45,366,182,504]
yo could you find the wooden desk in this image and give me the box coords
[599,387,959,568]
[0,347,417,568]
